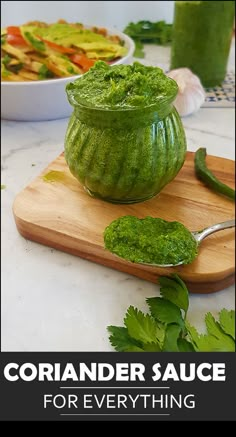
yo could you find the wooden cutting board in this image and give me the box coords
[13,151,235,293]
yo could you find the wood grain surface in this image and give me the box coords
[13,151,235,293]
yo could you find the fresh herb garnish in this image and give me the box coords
[123,20,173,58]
[24,32,46,51]
[1,66,11,77]
[1,34,7,45]
[2,54,11,67]
[1,184,6,190]
[38,64,54,79]
[107,274,235,352]
[67,66,76,74]
[2,55,23,73]
[186,312,235,352]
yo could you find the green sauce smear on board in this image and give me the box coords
[43,170,67,183]
[104,216,198,265]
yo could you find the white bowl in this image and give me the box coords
[1,28,135,121]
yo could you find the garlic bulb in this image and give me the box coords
[167,68,205,116]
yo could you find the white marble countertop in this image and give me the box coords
[1,45,235,351]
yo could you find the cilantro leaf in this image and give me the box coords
[1,184,6,190]
[205,312,235,350]
[186,319,235,352]
[185,322,212,351]
[106,274,235,353]
[162,324,181,352]
[124,20,172,62]
[146,297,184,327]
[159,274,189,314]
[124,306,158,344]
[123,20,172,45]
[142,342,161,352]
[177,338,195,352]
[154,322,166,348]
[107,326,144,352]
[219,309,235,340]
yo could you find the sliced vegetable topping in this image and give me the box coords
[70,54,95,71]
[1,20,127,81]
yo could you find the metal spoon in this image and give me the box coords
[137,219,235,268]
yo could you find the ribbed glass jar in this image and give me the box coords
[64,98,187,204]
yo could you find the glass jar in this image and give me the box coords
[170,1,235,87]
[64,91,187,204]
[64,102,187,204]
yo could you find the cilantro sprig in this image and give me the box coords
[107,274,235,352]
[123,20,173,58]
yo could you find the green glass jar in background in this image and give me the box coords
[170,1,235,87]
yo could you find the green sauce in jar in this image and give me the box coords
[170,1,235,87]
[66,61,178,109]
[65,61,187,204]
[104,216,198,265]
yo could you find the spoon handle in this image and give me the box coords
[194,219,235,243]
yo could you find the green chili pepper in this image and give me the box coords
[194,147,235,201]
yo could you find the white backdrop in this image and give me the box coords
[1,1,174,30]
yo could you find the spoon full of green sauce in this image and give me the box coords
[104,216,235,267]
